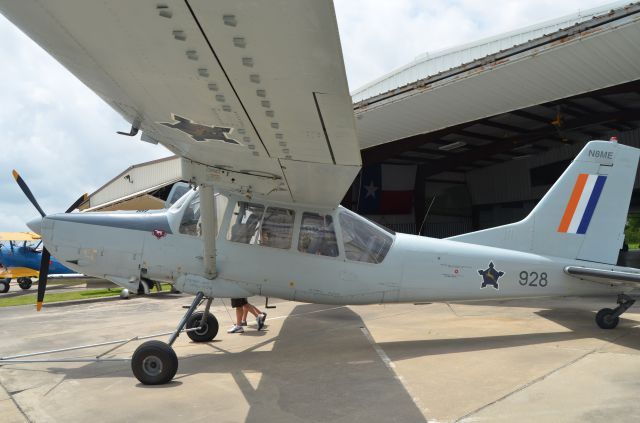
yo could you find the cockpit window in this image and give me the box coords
[227,202,295,249]
[179,191,228,236]
[298,212,338,257]
[228,202,265,244]
[339,210,393,263]
[261,207,295,249]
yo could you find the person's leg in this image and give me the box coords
[235,307,244,325]
[227,299,245,333]
[245,303,260,318]
[241,305,250,325]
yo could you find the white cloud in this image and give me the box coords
[0,1,620,230]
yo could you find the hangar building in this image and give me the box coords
[351,0,640,237]
[85,1,640,242]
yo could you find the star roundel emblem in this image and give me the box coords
[478,262,504,289]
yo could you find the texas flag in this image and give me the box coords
[358,164,416,214]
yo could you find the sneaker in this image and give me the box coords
[257,313,267,330]
[227,325,244,333]
[240,320,247,326]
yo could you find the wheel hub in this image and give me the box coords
[142,355,163,376]
[195,323,208,335]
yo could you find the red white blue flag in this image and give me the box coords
[358,164,416,214]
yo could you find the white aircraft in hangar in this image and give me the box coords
[2,0,640,385]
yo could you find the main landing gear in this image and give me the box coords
[131,292,218,385]
[17,277,33,290]
[595,294,636,330]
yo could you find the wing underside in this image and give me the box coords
[0,0,361,207]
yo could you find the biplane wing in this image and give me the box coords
[0,267,39,279]
[0,232,41,241]
[0,0,361,207]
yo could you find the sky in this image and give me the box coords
[0,0,621,231]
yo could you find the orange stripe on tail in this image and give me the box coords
[558,173,588,232]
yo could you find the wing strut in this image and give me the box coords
[199,185,217,279]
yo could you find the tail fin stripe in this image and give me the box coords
[558,173,589,233]
[576,175,607,234]
[568,175,597,233]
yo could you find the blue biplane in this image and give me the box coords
[0,232,74,293]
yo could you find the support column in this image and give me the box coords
[199,184,217,279]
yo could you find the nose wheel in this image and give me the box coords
[595,294,635,330]
[131,292,217,385]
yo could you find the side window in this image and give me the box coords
[261,207,295,249]
[339,211,393,263]
[298,213,338,257]
[179,192,228,236]
[227,202,265,244]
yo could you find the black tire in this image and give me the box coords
[17,277,32,290]
[0,281,9,293]
[131,340,178,385]
[596,308,619,329]
[186,312,219,342]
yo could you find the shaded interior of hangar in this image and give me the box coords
[346,79,640,238]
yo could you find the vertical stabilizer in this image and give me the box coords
[450,140,639,264]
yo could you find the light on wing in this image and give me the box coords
[0,0,361,207]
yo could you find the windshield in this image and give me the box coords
[339,209,394,264]
[178,190,228,236]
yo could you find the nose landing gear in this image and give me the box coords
[131,292,218,385]
[595,294,635,330]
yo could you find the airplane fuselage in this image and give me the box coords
[36,189,625,305]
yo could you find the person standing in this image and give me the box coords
[227,298,267,333]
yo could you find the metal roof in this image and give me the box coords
[352,0,635,103]
[80,156,181,211]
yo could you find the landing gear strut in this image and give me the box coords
[595,294,635,330]
[131,292,218,385]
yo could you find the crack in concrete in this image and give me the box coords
[0,379,33,423]
[454,349,596,422]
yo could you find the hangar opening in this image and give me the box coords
[343,1,640,245]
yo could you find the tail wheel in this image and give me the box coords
[0,280,9,293]
[595,308,619,329]
[186,312,219,342]
[131,340,178,385]
[17,277,33,290]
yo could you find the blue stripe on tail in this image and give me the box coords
[577,175,607,234]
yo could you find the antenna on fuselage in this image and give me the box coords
[418,196,437,236]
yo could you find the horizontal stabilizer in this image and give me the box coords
[564,266,640,287]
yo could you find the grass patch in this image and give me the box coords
[0,288,123,307]
[0,283,174,308]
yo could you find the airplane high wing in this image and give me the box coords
[0,0,361,207]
